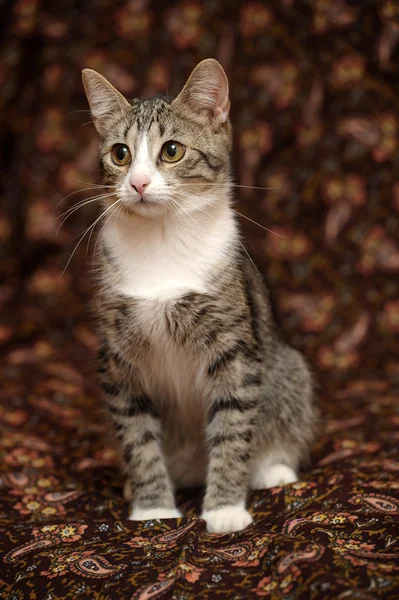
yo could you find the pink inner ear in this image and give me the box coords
[192,71,230,122]
[175,61,230,123]
[216,96,230,124]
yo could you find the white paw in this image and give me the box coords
[128,507,182,521]
[202,504,253,534]
[251,463,297,490]
[123,481,133,501]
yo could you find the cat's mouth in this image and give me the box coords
[131,191,158,205]
[120,195,166,219]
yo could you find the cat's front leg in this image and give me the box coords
[202,375,261,533]
[100,373,180,521]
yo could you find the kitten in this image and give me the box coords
[82,59,317,534]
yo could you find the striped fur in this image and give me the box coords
[83,60,317,533]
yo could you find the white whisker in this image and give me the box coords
[67,109,92,115]
[178,183,280,191]
[192,203,260,275]
[166,190,260,275]
[77,120,96,129]
[56,192,115,220]
[92,202,121,265]
[85,197,120,256]
[62,200,121,275]
[53,185,115,212]
[231,210,285,238]
[168,196,205,240]
[56,193,117,232]
[71,178,115,189]
[170,189,284,239]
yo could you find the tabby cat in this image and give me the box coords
[82,59,317,533]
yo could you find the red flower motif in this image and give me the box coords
[289,481,317,497]
[166,1,202,49]
[0,407,28,426]
[240,3,273,36]
[380,300,399,333]
[13,495,65,517]
[312,0,356,34]
[114,4,153,40]
[330,55,366,88]
[5,447,54,469]
[266,228,313,260]
[32,523,88,543]
[252,575,278,596]
[335,538,376,552]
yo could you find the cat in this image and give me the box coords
[82,59,317,534]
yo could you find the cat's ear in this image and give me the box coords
[172,59,230,126]
[82,69,130,135]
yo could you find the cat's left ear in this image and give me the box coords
[172,59,230,127]
[82,69,130,135]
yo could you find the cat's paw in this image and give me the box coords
[123,481,133,501]
[128,507,182,521]
[202,504,253,534]
[251,463,297,490]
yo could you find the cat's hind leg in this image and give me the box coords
[250,449,298,490]
[251,346,316,491]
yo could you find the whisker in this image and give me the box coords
[178,183,280,191]
[170,190,284,239]
[92,202,121,264]
[76,120,96,129]
[56,193,115,220]
[164,196,178,230]
[231,210,285,239]
[67,109,92,115]
[53,185,114,212]
[85,197,120,256]
[197,204,261,275]
[62,200,121,275]
[56,193,117,232]
[168,196,204,239]
[71,178,115,189]
[168,191,260,275]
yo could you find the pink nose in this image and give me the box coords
[130,174,151,196]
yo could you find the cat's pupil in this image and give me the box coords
[166,143,177,157]
[117,147,127,160]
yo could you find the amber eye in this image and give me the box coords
[161,141,185,163]
[111,144,131,166]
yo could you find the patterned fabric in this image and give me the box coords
[1,0,399,598]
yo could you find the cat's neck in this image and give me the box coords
[101,195,237,301]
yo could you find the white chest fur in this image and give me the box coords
[102,202,236,301]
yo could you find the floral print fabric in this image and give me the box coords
[0,0,399,598]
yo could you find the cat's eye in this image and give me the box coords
[161,141,185,163]
[111,144,131,166]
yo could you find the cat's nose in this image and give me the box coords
[130,174,151,196]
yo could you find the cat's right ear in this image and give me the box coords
[82,69,130,135]
[172,59,230,127]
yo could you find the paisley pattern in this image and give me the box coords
[0,0,399,598]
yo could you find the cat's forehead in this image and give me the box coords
[129,97,171,132]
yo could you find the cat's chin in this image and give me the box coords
[121,200,167,219]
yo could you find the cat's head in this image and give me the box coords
[82,59,232,218]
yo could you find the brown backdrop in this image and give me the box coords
[1,1,399,598]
